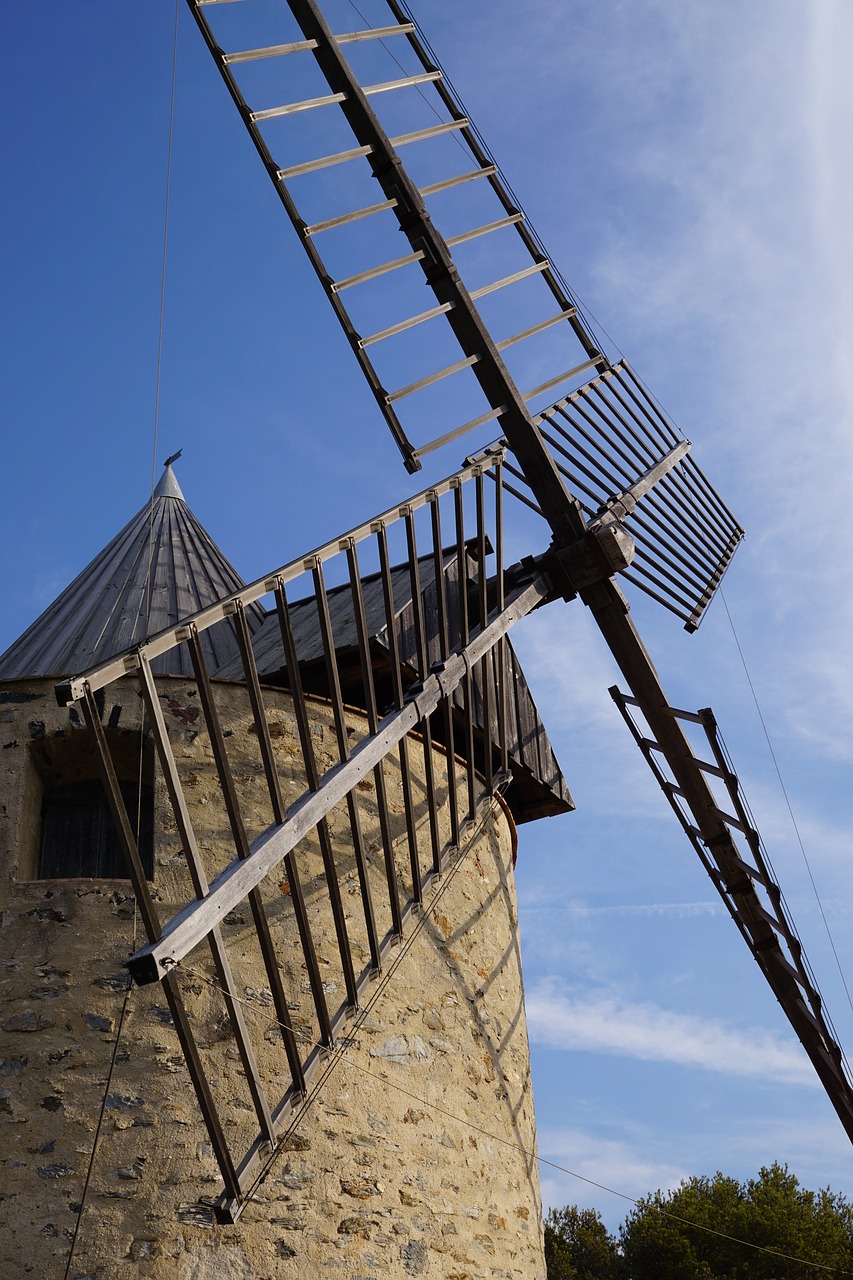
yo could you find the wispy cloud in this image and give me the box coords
[450,0,853,1226]
[537,1124,688,1218]
[521,897,723,921]
[584,4,853,761]
[456,0,853,785]
[527,980,817,1087]
[536,1106,853,1227]
[463,1,853,768]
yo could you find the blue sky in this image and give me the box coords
[4,0,853,1234]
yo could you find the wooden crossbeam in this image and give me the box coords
[126,571,552,985]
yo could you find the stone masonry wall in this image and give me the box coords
[0,676,546,1279]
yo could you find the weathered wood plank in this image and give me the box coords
[127,575,550,984]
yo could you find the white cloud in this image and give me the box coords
[805,3,853,402]
[522,897,723,921]
[537,1124,687,1218]
[527,980,817,1087]
[536,1103,853,1228]
[453,0,853,796]
[464,2,853,769]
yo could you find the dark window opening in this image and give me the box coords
[39,779,154,880]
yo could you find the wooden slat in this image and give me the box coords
[346,540,403,941]
[430,493,460,847]
[210,611,308,1092]
[80,684,241,1201]
[127,574,552,984]
[404,509,443,875]
[376,522,422,902]
[183,631,278,1147]
[272,583,335,1047]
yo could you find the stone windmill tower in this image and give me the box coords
[4,1,853,1277]
[0,458,570,1277]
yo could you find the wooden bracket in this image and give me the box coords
[547,523,636,598]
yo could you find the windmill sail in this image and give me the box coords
[186,0,742,629]
[611,688,853,1142]
[57,450,560,1219]
[56,447,853,1204]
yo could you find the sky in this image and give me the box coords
[4,0,853,1237]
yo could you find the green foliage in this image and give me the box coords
[545,1204,622,1279]
[619,1163,853,1278]
[546,1165,853,1280]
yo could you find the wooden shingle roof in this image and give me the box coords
[0,464,264,680]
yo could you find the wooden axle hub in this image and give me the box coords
[546,522,636,598]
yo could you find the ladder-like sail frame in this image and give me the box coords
[186,0,742,630]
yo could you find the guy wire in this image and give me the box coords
[720,587,853,1022]
[62,3,180,1275]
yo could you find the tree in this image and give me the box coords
[618,1163,853,1279]
[545,1204,622,1279]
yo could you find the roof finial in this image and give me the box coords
[153,450,185,501]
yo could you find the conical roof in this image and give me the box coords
[0,463,264,680]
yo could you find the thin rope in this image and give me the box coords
[720,587,853,1020]
[62,5,179,1275]
[141,0,180,640]
[62,908,138,1280]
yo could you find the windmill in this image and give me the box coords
[1,0,849,1267]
